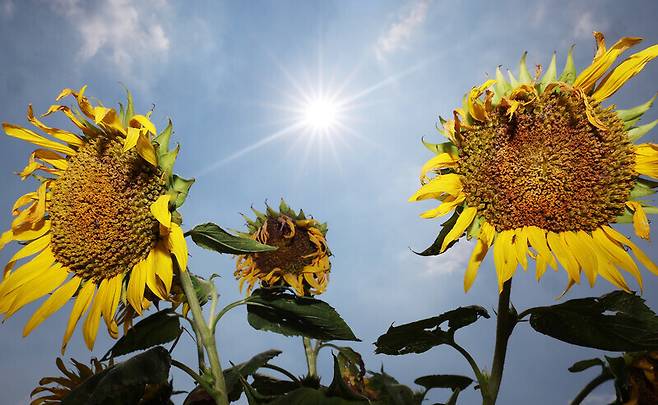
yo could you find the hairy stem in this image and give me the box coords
[570,371,614,405]
[179,268,229,405]
[485,280,515,405]
[303,337,318,377]
[449,341,488,399]
[172,359,214,395]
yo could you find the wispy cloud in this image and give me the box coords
[397,239,473,278]
[572,10,607,41]
[1,0,14,19]
[375,0,431,61]
[50,0,170,77]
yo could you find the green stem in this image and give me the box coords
[261,364,301,383]
[448,341,488,399]
[172,359,214,395]
[485,280,515,405]
[212,298,249,330]
[179,267,229,405]
[303,337,318,377]
[570,371,613,405]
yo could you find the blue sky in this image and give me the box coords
[0,1,657,404]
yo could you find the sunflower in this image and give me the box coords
[31,357,111,404]
[409,32,658,293]
[626,352,658,405]
[0,86,193,352]
[235,200,330,296]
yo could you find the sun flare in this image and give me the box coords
[302,97,340,131]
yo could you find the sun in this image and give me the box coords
[302,97,340,131]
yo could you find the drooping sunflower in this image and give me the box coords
[626,352,658,405]
[410,32,658,293]
[31,357,111,404]
[235,200,331,296]
[0,86,193,352]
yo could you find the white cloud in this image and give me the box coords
[572,11,607,41]
[397,238,473,278]
[50,0,170,77]
[1,0,14,19]
[375,0,431,61]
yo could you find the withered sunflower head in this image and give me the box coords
[235,199,331,296]
[410,32,658,294]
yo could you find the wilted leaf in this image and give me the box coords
[414,375,472,392]
[189,223,277,254]
[327,355,369,401]
[104,309,181,359]
[529,291,658,351]
[375,306,489,355]
[247,289,359,341]
[63,347,171,405]
[224,350,282,401]
[251,374,300,397]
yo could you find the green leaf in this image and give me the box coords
[268,387,367,405]
[414,375,472,392]
[559,45,576,84]
[617,93,658,122]
[421,137,458,155]
[189,222,277,254]
[375,306,489,355]
[251,374,301,397]
[169,174,194,209]
[247,288,359,341]
[367,369,423,405]
[104,309,181,359]
[224,350,283,401]
[568,358,605,373]
[63,347,171,405]
[628,118,658,142]
[413,210,460,256]
[528,291,658,351]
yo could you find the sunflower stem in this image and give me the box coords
[485,280,516,405]
[570,371,613,405]
[179,268,229,405]
[303,337,318,377]
[172,359,214,396]
[448,341,488,399]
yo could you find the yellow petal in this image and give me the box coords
[0,247,55,299]
[12,219,50,242]
[136,132,157,166]
[409,173,463,202]
[514,227,529,271]
[563,231,598,287]
[592,44,658,102]
[0,230,12,251]
[61,281,95,354]
[464,238,489,292]
[145,249,166,300]
[130,115,157,135]
[23,276,81,336]
[592,227,642,286]
[626,201,650,240]
[441,207,478,252]
[101,274,123,332]
[3,123,76,156]
[493,230,516,291]
[167,223,188,272]
[573,35,643,91]
[420,194,465,219]
[127,261,147,314]
[83,279,108,350]
[150,194,171,229]
[602,225,658,277]
[527,226,557,270]
[4,234,51,274]
[123,127,140,152]
[27,105,83,147]
[4,263,68,317]
[546,232,580,284]
[153,242,173,296]
[419,153,458,181]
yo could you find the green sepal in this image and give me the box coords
[518,52,533,84]
[624,117,641,130]
[154,118,173,155]
[460,94,473,126]
[435,116,448,136]
[279,199,295,217]
[643,204,658,215]
[242,213,259,233]
[568,358,605,373]
[168,175,195,209]
[412,209,460,256]
[559,45,577,84]
[421,137,458,155]
[466,215,482,241]
[630,180,657,199]
[493,66,511,104]
[265,204,278,218]
[297,209,307,220]
[617,93,657,122]
[119,84,135,127]
[251,206,267,222]
[159,144,180,181]
[628,118,658,142]
[538,52,557,93]
[615,208,633,224]
[507,70,519,88]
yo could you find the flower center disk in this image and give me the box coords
[49,135,166,281]
[253,217,316,275]
[458,91,636,232]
